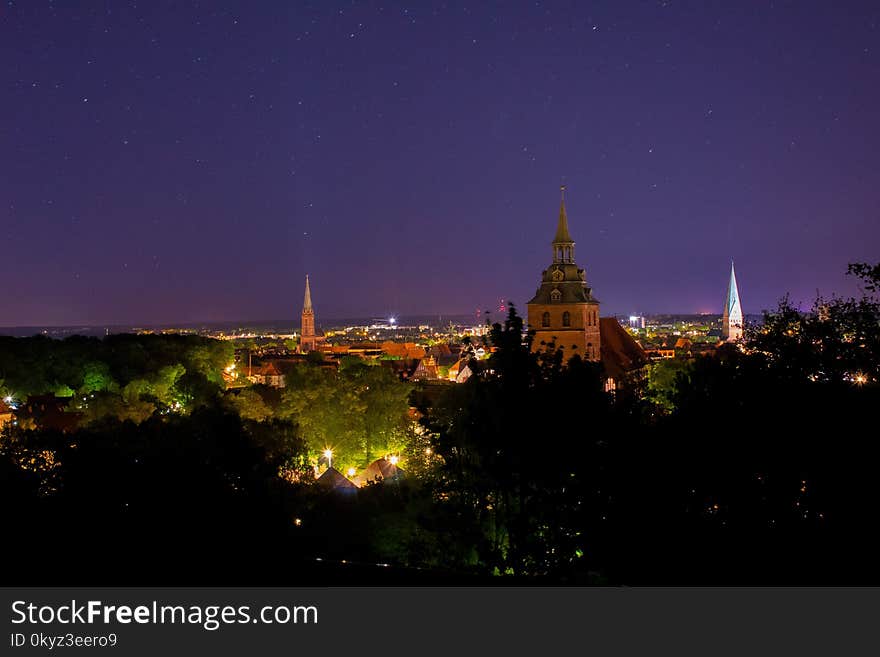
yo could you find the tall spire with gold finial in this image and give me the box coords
[552,184,575,263]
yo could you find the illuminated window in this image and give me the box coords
[562,311,570,327]
[542,312,550,327]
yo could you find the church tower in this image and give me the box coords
[721,262,743,341]
[526,187,601,361]
[300,274,317,352]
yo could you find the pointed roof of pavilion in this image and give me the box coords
[316,467,358,494]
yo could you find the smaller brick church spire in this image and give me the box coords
[300,274,317,352]
[303,274,313,313]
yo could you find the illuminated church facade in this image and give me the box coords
[526,188,647,391]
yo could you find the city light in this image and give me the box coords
[323,448,333,469]
[389,455,399,465]
[854,373,867,385]
[346,467,356,477]
[389,317,397,325]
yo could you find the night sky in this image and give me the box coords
[2,1,878,327]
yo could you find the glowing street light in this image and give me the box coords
[389,455,399,466]
[346,467,356,478]
[323,448,333,469]
[854,373,867,385]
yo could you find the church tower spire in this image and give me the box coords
[527,188,601,361]
[300,274,316,352]
[303,274,313,313]
[722,261,743,341]
[553,185,575,263]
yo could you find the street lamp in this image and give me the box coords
[389,455,399,466]
[323,448,333,470]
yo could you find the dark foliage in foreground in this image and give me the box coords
[1,409,295,582]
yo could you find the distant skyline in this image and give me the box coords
[2,2,878,326]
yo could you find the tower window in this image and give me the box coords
[550,289,561,302]
[542,312,550,327]
[562,311,571,327]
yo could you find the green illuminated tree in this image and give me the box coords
[276,361,412,471]
[78,361,116,395]
[645,358,693,412]
[226,388,273,422]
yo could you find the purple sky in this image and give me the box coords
[2,1,878,326]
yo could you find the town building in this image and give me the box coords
[17,395,82,432]
[247,360,286,388]
[0,399,14,428]
[380,341,426,360]
[411,355,439,380]
[644,347,676,360]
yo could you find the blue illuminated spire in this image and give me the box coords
[722,261,743,341]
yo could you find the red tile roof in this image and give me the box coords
[600,318,649,379]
